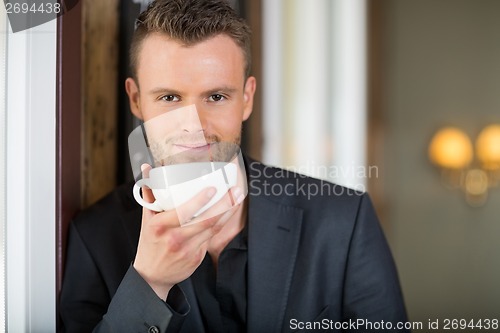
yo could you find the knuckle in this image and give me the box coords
[211,222,223,234]
[200,217,217,228]
[164,231,182,252]
[152,225,166,237]
[177,247,195,266]
[193,249,205,264]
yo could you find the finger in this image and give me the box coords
[181,188,246,245]
[188,208,237,247]
[173,186,218,224]
[148,186,217,228]
[141,203,222,248]
[189,186,245,225]
[141,164,154,202]
[157,213,221,243]
[149,191,244,251]
[140,163,156,220]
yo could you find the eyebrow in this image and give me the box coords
[147,86,239,97]
[204,87,239,96]
[148,87,183,96]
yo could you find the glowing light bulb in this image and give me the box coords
[476,124,500,170]
[429,127,473,169]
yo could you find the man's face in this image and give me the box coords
[126,33,256,165]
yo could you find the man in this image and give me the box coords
[60,0,409,332]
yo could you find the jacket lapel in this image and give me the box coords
[246,193,304,333]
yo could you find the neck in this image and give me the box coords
[207,198,248,268]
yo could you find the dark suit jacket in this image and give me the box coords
[60,159,408,332]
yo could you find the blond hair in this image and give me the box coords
[131,0,252,81]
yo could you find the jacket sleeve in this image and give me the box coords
[342,194,409,332]
[60,222,190,333]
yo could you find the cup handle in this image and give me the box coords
[133,179,164,212]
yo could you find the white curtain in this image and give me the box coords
[262,0,367,190]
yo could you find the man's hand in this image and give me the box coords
[133,164,242,300]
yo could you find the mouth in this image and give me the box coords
[173,143,211,152]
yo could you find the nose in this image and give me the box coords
[182,104,207,133]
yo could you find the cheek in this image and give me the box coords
[209,114,242,137]
[138,99,158,121]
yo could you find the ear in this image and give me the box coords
[125,77,143,120]
[242,76,256,121]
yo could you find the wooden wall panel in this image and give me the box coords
[81,0,120,207]
[57,0,119,329]
[56,1,82,330]
[243,0,263,161]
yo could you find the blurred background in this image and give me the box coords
[1,0,500,330]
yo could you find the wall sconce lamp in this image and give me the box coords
[428,125,500,206]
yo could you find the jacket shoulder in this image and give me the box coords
[73,182,139,227]
[70,182,141,258]
[246,159,366,210]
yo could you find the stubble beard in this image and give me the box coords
[149,132,242,166]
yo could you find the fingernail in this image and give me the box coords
[207,187,216,198]
[232,187,242,199]
[236,194,245,205]
[233,187,245,204]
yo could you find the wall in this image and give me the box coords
[382,0,500,323]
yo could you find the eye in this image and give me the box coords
[161,95,180,102]
[208,94,226,102]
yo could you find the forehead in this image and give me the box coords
[136,33,246,87]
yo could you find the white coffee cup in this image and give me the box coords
[133,162,237,218]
